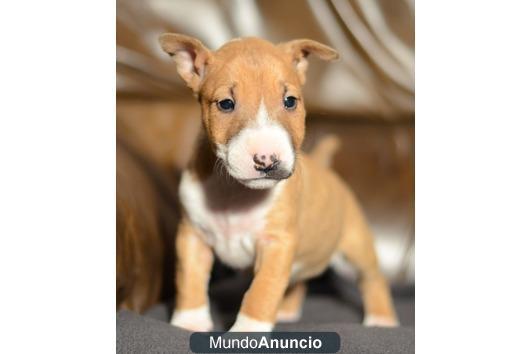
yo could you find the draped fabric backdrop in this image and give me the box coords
[117,0,414,312]
[117,0,414,118]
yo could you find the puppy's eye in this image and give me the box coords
[217,99,235,112]
[283,96,297,110]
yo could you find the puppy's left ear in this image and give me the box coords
[278,39,339,85]
[159,33,212,92]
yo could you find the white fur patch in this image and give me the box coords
[330,252,359,280]
[242,178,279,189]
[363,314,399,327]
[290,261,304,280]
[230,313,273,332]
[277,309,302,323]
[255,99,270,126]
[179,171,284,269]
[170,305,213,331]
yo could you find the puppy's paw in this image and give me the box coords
[170,305,213,332]
[229,313,273,332]
[276,309,302,323]
[363,314,399,327]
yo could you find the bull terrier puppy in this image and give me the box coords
[159,33,398,332]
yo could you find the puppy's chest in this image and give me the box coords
[179,172,278,269]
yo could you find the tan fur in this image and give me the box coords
[277,282,307,321]
[174,218,214,310]
[310,134,341,167]
[160,34,397,330]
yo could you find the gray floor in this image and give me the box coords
[117,270,414,353]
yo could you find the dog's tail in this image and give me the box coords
[310,134,341,168]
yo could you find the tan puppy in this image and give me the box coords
[159,34,398,332]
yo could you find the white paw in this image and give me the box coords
[363,314,399,327]
[229,313,273,332]
[170,305,213,332]
[276,309,302,323]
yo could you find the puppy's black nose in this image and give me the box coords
[253,154,280,173]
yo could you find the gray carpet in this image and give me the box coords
[117,270,414,353]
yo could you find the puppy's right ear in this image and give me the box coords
[159,33,212,92]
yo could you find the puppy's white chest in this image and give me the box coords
[179,171,280,269]
[203,208,265,269]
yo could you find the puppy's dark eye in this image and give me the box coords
[217,99,235,112]
[283,96,297,110]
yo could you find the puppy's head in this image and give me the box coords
[160,34,338,189]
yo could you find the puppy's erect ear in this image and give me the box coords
[278,39,339,85]
[159,33,212,92]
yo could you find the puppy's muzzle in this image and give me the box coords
[253,154,291,180]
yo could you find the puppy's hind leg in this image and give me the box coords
[277,282,307,323]
[338,199,398,327]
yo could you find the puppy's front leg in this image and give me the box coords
[170,219,214,332]
[230,233,295,332]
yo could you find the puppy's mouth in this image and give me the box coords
[219,158,293,189]
[240,172,292,182]
[252,166,293,180]
[229,165,293,189]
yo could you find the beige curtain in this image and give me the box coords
[117,0,414,119]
